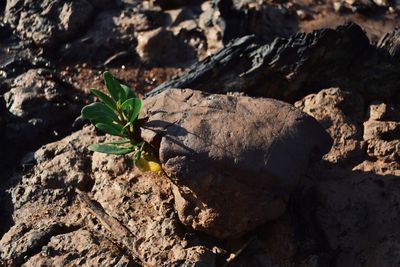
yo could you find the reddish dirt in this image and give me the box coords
[59,64,185,97]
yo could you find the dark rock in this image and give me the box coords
[0,96,7,173]
[301,166,400,266]
[147,23,400,102]
[378,28,400,60]
[3,69,84,166]
[0,21,12,39]
[211,0,298,44]
[149,23,370,99]
[59,10,138,64]
[59,8,174,64]
[155,0,201,10]
[88,0,117,9]
[140,88,332,238]
[0,40,50,79]
[5,0,94,47]
[136,27,197,67]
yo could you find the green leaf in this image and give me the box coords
[120,98,142,123]
[130,98,142,123]
[120,97,134,110]
[95,122,125,137]
[103,71,123,102]
[121,84,136,99]
[133,149,141,160]
[90,116,114,126]
[133,142,145,160]
[88,143,135,155]
[106,139,131,145]
[81,102,118,122]
[91,89,116,110]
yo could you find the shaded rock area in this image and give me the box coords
[1,0,400,266]
[1,68,84,176]
[141,88,332,238]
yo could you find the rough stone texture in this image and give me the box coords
[147,23,400,103]
[23,228,125,267]
[5,0,94,47]
[199,0,297,47]
[0,126,216,266]
[355,101,400,175]
[3,69,83,153]
[295,88,365,165]
[91,156,215,266]
[59,9,164,63]
[136,27,197,67]
[300,166,400,267]
[1,6,400,264]
[378,28,400,60]
[289,86,400,266]
[140,88,332,238]
[0,36,50,80]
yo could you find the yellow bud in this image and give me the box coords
[135,156,162,172]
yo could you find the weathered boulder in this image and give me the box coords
[140,88,332,238]
[5,0,93,47]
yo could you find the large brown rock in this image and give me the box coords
[140,88,332,238]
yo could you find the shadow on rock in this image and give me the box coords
[290,163,400,267]
[1,68,86,181]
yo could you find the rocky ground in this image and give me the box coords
[0,0,400,266]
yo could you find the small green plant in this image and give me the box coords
[81,71,161,172]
